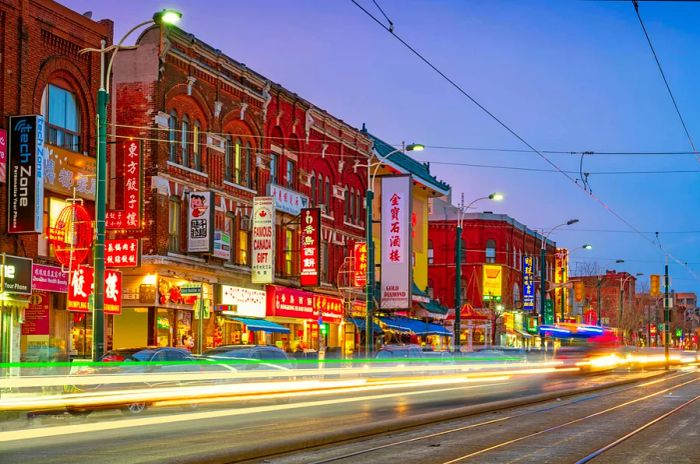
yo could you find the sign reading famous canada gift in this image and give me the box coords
[187,191,214,253]
[252,197,275,284]
[380,176,411,309]
[300,208,321,287]
[8,115,44,234]
[106,141,142,230]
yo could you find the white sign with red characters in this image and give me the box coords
[67,266,122,314]
[300,208,321,287]
[105,239,140,267]
[252,197,275,284]
[107,141,141,230]
[380,176,411,309]
[353,242,367,287]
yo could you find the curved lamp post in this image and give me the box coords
[80,9,182,361]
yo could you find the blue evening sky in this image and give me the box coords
[60,0,700,293]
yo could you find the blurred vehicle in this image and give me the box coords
[375,344,424,360]
[540,324,622,373]
[202,345,294,367]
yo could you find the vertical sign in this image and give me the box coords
[8,115,44,233]
[252,196,275,284]
[0,128,6,183]
[106,141,142,229]
[380,176,411,309]
[522,256,535,311]
[68,265,93,312]
[544,299,555,325]
[187,191,214,252]
[300,208,320,287]
[353,242,367,287]
[104,269,122,315]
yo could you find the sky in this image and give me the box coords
[60,0,700,294]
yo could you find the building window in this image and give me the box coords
[320,240,329,282]
[325,177,331,214]
[237,224,249,266]
[181,116,190,168]
[355,191,362,225]
[243,142,252,187]
[285,159,295,188]
[310,173,316,206]
[344,188,350,221]
[43,84,80,151]
[485,239,496,263]
[270,153,279,185]
[284,228,295,276]
[168,111,178,162]
[193,121,202,170]
[225,136,233,181]
[233,138,242,184]
[168,196,181,252]
[428,239,434,265]
[317,176,324,210]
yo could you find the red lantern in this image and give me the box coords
[49,204,93,268]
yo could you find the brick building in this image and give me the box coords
[0,0,112,362]
[428,197,558,347]
[113,24,371,356]
[573,270,637,331]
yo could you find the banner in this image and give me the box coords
[8,115,44,233]
[522,256,534,311]
[300,208,321,287]
[252,197,275,284]
[1,254,33,294]
[187,191,214,252]
[483,264,502,302]
[353,242,368,287]
[104,269,122,315]
[68,265,93,312]
[380,176,411,309]
[106,140,142,229]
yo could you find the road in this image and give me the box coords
[0,368,674,464]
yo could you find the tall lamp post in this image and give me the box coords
[356,142,425,356]
[454,192,503,352]
[80,10,182,361]
[618,272,643,345]
[539,219,578,326]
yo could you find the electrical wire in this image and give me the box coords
[349,0,700,285]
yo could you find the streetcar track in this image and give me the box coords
[303,372,691,464]
[440,374,700,463]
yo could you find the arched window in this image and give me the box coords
[485,239,496,263]
[181,115,190,167]
[168,111,178,162]
[344,187,350,221]
[325,176,331,214]
[310,172,316,205]
[43,83,81,151]
[225,136,233,181]
[234,138,242,184]
[193,121,201,170]
[243,142,252,187]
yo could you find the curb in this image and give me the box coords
[171,371,670,464]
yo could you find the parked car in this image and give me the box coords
[202,345,294,366]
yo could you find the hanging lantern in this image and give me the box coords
[48,203,94,268]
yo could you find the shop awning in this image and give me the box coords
[411,282,431,303]
[228,317,290,334]
[347,318,384,334]
[378,316,452,337]
[418,299,449,315]
[514,329,533,339]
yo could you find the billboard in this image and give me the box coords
[380,176,411,309]
[8,115,44,233]
[523,256,535,311]
[187,191,214,253]
[300,208,321,287]
[252,197,275,284]
[483,265,502,302]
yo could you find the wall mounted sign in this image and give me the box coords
[268,183,309,216]
[106,140,142,230]
[313,294,343,324]
[252,196,275,284]
[32,264,68,293]
[380,176,411,309]
[105,239,140,267]
[0,128,6,183]
[266,285,314,319]
[219,285,266,318]
[523,256,535,311]
[8,115,44,233]
[300,208,320,287]
[44,145,96,200]
[187,191,214,253]
[353,242,367,287]
[67,265,93,312]
[104,269,122,315]
[1,254,33,294]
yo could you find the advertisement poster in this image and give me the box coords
[300,208,320,287]
[353,242,368,287]
[213,230,231,260]
[380,176,411,309]
[8,115,44,233]
[22,292,50,335]
[252,196,275,284]
[106,141,142,229]
[187,191,214,253]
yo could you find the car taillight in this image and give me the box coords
[102,354,125,362]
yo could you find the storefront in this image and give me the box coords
[312,293,344,357]
[0,255,33,368]
[377,315,452,349]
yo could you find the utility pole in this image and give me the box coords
[597,277,602,327]
[664,255,670,370]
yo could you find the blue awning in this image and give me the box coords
[230,317,290,334]
[347,317,383,334]
[378,316,452,337]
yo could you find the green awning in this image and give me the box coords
[418,299,449,315]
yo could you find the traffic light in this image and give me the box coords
[574,281,584,302]
[650,274,660,296]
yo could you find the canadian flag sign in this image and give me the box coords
[67,266,122,314]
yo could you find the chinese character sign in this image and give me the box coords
[266,285,314,319]
[105,238,140,268]
[252,197,275,284]
[300,208,321,287]
[187,191,214,253]
[68,265,93,312]
[353,242,367,287]
[8,115,44,234]
[106,141,142,230]
[0,127,6,183]
[104,269,122,315]
[313,294,344,324]
[268,183,309,216]
[380,176,411,309]
[523,256,535,311]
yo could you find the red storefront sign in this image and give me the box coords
[0,128,6,183]
[266,285,314,319]
[107,141,141,229]
[105,238,140,267]
[104,269,122,315]
[68,265,93,312]
[32,264,68,293]
[22,292,50,335]
[353,242,367,287]
[300,208,320,287]
[313,294,344,324]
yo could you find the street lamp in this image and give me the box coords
[619,272,643,345]
[80,9,182,361]
[539,219,578,328]
[355,142,423,356]
[454,192,504,352]
[562,244,592,322]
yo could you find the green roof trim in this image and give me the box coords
[419,299,449,315]
[366,133,450,195]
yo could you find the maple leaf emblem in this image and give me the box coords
[259,210,267,217]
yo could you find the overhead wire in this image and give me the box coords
[349,0,700,284]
